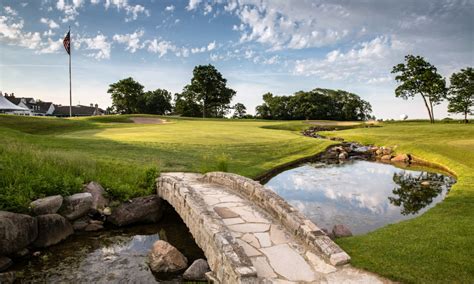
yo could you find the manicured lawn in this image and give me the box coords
[0,115,334,212]
[321,121,474,283]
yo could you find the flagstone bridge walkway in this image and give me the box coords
[157,172,388,283]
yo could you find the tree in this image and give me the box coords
[392,55,447,123]
[108,77,144,114]
[232,103,247,118]
[141,89,172,115]
[187,64,236,118]
[254,89,372,120]
[174,86,202,117]
[447,67,473,123]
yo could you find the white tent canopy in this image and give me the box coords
[0,95,29,111]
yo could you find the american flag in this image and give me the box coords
[63,31,70,55]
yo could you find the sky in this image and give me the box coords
[0,0,472,119]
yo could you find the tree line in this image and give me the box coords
[107,59,472,122]
[392,55,473,123]
[255,89,373,121]
[107,64,373,121]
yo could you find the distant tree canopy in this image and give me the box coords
[392,55,447,123]
[175,64,236,118]
[447,67,473,123]
[232,103,247,118]
[255,88,372,121]
[108,77,172,115]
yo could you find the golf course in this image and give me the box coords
[1,114,473,282]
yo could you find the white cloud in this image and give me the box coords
[104,0,149,21]
[90,0,101,4]
[56,0,84,22]
[210,53,224,61]
[293,36,400,83]
[191,46,206,54]
[40,18,60,29]
[43,29,55,37]
[0,16,23,40]
[38,38,63,54]
[147,39,176,57]
[223,0,473,55]
[186,0,202,11]
[263,55,279,65]
[203,3,212,15]
[165,5,175,12]
[112,29,144,52]
[4,6,18,16]
[76,34,111,59]
[207,41,216,51]
[124,4,149,22]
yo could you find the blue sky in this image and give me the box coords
[0,0,473,119]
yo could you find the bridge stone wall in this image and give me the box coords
[157,173,257,283]
[201,172,350,266]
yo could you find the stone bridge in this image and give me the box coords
[157,172,386,283]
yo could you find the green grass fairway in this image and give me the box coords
[0,115,334,212]
[321,121,474,283]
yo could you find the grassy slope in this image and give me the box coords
[0,115,334,211]
[321,122,474,283]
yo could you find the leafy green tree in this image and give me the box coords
[447,67,473,123]
[174,86,202,117]
[141,89,172,115]
[187,64,236,118]
[108,77,144,114]
[392,55,447,123]
[108,78,172,114]
[232,103,247,118]
[255,103,271,119]
[254,89,372,120]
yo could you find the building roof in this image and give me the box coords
[35,101,54,114]
[0,95,29,111]
[53,105,104,116]
[4,96,22,105]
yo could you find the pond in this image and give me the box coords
[11,209,205,282]
[265,160,455,235]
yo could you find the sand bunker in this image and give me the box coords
[130,117,166,124]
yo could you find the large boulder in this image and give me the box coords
[0,211,38,255]
[108,195,162,227]
[338,151,348,160]
[183,259,210,280]
[391,154,410,163]
[33,214,74,248]
[30,195,63,215]
[148,240,188,273]
[332,224,353,238]
[382,147,392,155]
[381,154,392,161]
[59,193,93,220]
[83,182,109,211]
[0,256,12,272]
[72,216,90,231]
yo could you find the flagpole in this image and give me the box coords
[68,26,72,117]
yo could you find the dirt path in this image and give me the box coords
[130,117,166,124]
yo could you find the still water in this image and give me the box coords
[12,209,205,283]
[265,160,455,235]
